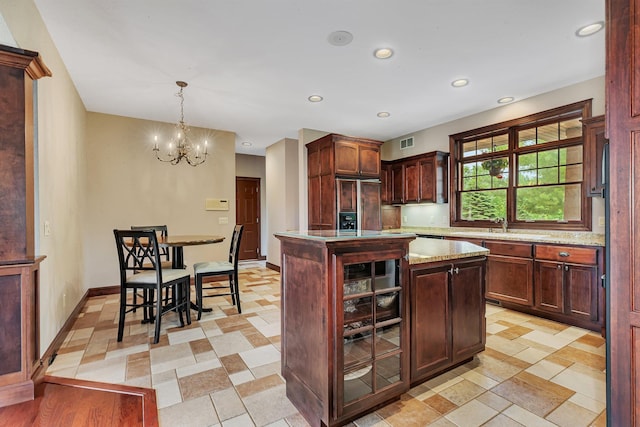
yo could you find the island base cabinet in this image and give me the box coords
[276,233,413,427]
[410,258,486,385]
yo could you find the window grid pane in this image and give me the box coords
[453,102,590,228]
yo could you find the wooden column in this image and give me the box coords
[0,44,50,407]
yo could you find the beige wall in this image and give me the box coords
[84,112,236,288]
[236,153,267,257]
[266,138,299,266]
[0,0,88,351]
[382,76,606,233]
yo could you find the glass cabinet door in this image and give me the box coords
[342,258,403,405]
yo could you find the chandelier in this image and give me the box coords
[153,81,208,166]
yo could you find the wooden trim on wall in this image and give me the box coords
[32,288,90,384]
[266,262,281,272]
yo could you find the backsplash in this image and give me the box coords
[401,197,606,234]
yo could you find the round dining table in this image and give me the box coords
[158,234,225,312]
[157,234,225,270]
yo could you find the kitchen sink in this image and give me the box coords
[450,231,548,240]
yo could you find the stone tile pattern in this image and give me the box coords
[47,262,606,427]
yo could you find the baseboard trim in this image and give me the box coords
[88,285,120,297]
[33,288,91,384]
[265,262,280,272]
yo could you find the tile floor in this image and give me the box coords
[47,262,606,427]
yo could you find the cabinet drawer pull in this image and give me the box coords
[558,251,570,257]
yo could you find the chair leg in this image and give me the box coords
[153,288,163,344]
[117,286,127,342]
[184,278,191,325]
[233,272,242,314]
[132,287,138,313]
[177,283,185,327]
[196,274,203,321]
[147,288,156,322]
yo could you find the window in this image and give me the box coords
[449,100,592,230]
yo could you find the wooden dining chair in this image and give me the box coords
[113,229,191,344]
[193,225,244,319]
[130,225,175,314]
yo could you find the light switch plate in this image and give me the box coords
[219,217,229,224]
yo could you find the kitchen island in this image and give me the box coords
[275,230,487,427]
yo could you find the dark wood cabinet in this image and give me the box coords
[445,234,603,333]
[410,257,485,384]
[360,180,382,230]
[334,139,381,178]
[0,45,50,408]
[380,161,391,204]
[385,151,448,205]
[484,241,534,306]
[307,134,383,230]
[276,233,413,427]
[534,244,600,326]
[583,115,607,198]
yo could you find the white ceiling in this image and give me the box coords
[32,0,605,155]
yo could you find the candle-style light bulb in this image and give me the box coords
[154,135,159,150]
[204,140,208,154]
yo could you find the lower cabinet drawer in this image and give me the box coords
[535,244,598,265]
[484,241,533,257]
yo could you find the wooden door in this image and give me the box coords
[403,160,419,203]
[607,1,636,423]
[334,140,360,176]
[360,181,381,230]
[534,261,564,314]
[358,143,381,177]
[337,180,357,213]
[450,260,485,362]
[390,163,404,204]
[565,264,599,322]
[418,155,435,202]
[236,177,261,260]
[485,255,534,306]
[410,265,451,381]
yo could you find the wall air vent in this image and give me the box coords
[400,137,414,150]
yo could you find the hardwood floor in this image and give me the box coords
[0,376,158,427]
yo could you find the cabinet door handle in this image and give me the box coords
[564,265,569,271]
[557,265,562,270]
[449,267,459,275]
[558,251,570,257]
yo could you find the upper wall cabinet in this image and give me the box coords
[583,115,607,198]
[382,151,449,205]
[333,138,382,178]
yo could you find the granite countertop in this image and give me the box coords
[274,229,417,242]
[386,226,605,247]
[409,238,488,265]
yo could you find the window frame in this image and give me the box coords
[449,99,593,231]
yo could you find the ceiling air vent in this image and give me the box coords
[400,137,414,150]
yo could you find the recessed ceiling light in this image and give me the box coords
[241,141,252,147]
[576,21,604,37]
[308,95,323,102]
[374,48,394,59]
[451,79,469,88]
[377,112,391,118]
[327,31,353,46]
[497,97,515,104]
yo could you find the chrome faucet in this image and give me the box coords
[494,217,508,233]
